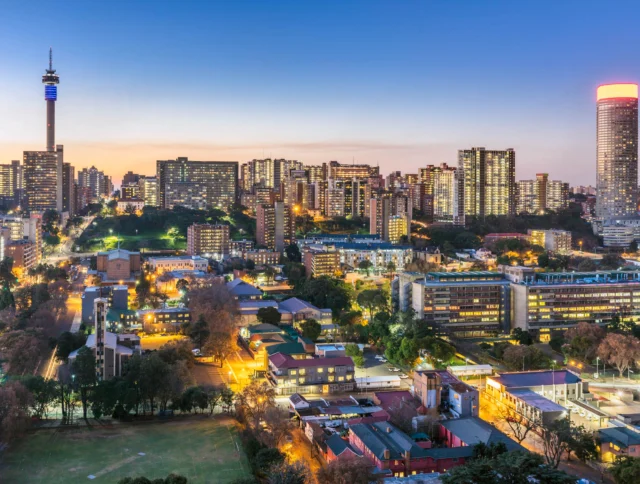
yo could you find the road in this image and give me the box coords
[139,333,184,351]
[45,215,96,263]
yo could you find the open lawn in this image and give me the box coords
[0,417,250,484]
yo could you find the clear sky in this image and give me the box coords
[1,0,639,186]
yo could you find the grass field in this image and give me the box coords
[0,417,250,484]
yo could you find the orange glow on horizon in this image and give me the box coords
[597,83,638,101]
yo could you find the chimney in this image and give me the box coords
[386,425,392,433]
[383,449,390,460]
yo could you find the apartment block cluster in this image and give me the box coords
[394,267,640,339]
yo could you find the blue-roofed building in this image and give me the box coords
[598,426,640,462]
[347,421,473,477]
[227,278,263,300]
[439,417,524,452]
[486,370,587,424]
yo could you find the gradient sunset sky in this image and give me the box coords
[2,0,639,186]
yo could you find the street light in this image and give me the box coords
[596,357,600,378]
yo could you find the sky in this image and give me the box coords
[1,0,640,187]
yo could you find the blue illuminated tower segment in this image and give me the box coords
[42,47,59,152]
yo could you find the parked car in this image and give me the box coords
[388,367,400,372]
[399,373,409,379]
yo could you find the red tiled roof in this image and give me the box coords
[269,352,354,369]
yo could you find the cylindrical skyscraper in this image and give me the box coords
[596,83,638,221]
[42,48,59,152]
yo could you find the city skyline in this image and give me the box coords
[2,1,640,186]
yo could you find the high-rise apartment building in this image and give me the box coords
[596,84,639,221]
[122,171,141,186]
[121,183,140,199]
[78,166,108,202]
[328,161,378,180]
[24,150,61,212]
[303,248,340,278]
[370,193,412,242]
[273,159,303,193]
[62,162,75,215]
[325,181,345,217]
[156,157,238,210]
[138,176,158,207]
[517,173,569,214]
[432,164,462,224]
[186,223,230,258]
[458,148,516,217]
[257,202,294,252]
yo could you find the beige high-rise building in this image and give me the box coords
[186,223,230,258]
[370,193,412,242]
[24,150,62,213]
[432,165,461,223]
[256,202,293,252]
[516,173,569,214]
[458,147,516,217]
[596,84,638,221]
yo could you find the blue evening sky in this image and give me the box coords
[1,0,638,184]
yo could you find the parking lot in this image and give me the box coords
[354,350,412,389]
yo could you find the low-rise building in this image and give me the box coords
[486,370,585,424]
[348,421,472,478]
[227,278,263,301]
[598,427,640,462]
[138,307,191,333]
[243,249,280,265]
[412,369,478,417]
[602,224,636,248]
[331,242,414,272]
[392,272,425,312]
[528,229,572,253]
[116,198,145,213]
[439,417,524,452]
[231,239,254,257]
[303,247,340,278]
[81,285,129,324]
[267,352,355,395]
[148,255,208,273]
[97,248,141,281]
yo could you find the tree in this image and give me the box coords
[563,322,606,361]
[0,381,31,443]
[182,314,210,350]
[541,418,573,468]
[0,330,46,375]
[502,344,550,371]
[598,332,640,378]
[0,282,15,310]
[441,451,575,484]
[71,346,97,420]
[600,253,624,270]
[316,455,381,484]
[356,289,387,321]
[345,343,365,367]
[537,252,550,268]
[203,311,239,367]
[497,405,539,443]
[0,257,18,287]
[257,306,282,326]
[253,448,285,478]
[56,331,87,362]
[266,461,308,484]
[21,375,58,419]
[569,425,597,463]
[139,353,171,414]
[176,278,189,293]
[118,475,188,484]
[611,456,640,484]
[300,318,321,341]
[299,276,352,320]
[285,243,302,263]
[511,328,534,346]
[607,313,636,334]
[358,259,373,276]
[577,258,597,272]
[630,240,639,253]
[259,406,295,448]
[235,380,276,426]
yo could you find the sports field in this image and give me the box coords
[0,417,250,483]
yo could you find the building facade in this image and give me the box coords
[458,147,516,217]
[156,157,238,210]
[412,272,511,337]
[596,84,638,221]
[186,223,230,258]
[303,248,340,278]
